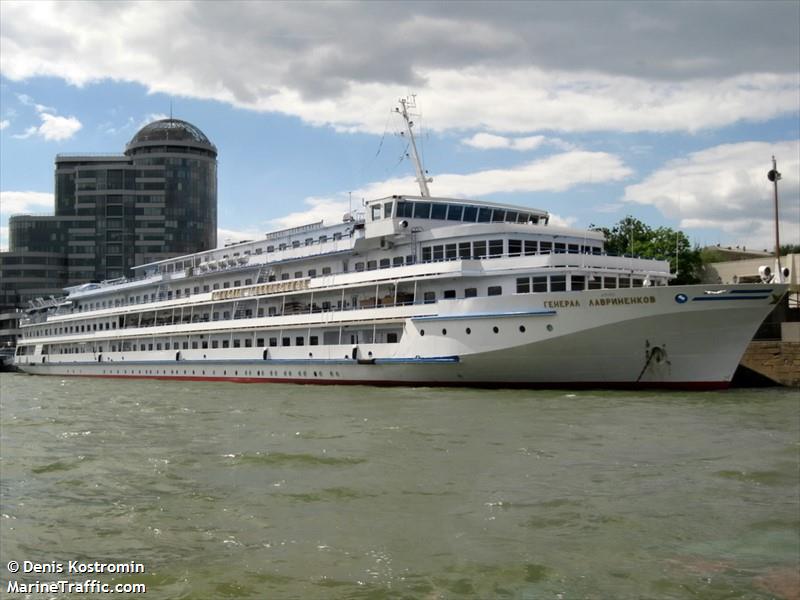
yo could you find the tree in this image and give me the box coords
[591,216,702,285]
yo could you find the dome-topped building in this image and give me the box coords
[126,118,217,155]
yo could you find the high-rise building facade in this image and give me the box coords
[1,118,218,315]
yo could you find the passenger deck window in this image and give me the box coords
[488,286,502,296]
[571,276,586,291]
[465,287,477,298]
[474,241,487,258]
[516,277,530,294]
[532,276,548,292]
[423,291,436,304]
[551,276,567,292]
[509,240,522,257]
[458,242,471,259]
[488,240,503,257]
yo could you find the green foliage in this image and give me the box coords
[780,244,800,255]
[591,216,702,284]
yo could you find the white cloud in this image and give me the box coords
[216,227,265,247]
[461,133,574,151]
[0,190,54,215]
[267,197,355,230]
[623,140,800,249]
[354,150,632,198]
[0,120,9,130]
[10,93,82,141]
[0,3,797,135]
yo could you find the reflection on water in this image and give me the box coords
[1,374,798,599]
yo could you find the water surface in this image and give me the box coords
[1,374,798,599]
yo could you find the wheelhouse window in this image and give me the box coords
[371,205,382,220]
[413,202,431,219]
[431,203,447,219]
[446,205,463,221]
[463,206,478,222]
[477,208,492,222]
[383,202,394,218]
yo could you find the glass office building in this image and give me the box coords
[1,118,218,316]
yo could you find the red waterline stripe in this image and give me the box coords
[31,372,730,391]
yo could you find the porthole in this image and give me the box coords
[466,328,471,335]
[441,329,447,336]
[420,329,425,336]
[546,324,554,332]
[493,326,499,334]
[519,325,526,333]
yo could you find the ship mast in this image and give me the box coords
[396,96,432,197]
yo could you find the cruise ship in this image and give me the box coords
[13,101,787,388]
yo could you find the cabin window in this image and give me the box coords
[319,235,328,243]
[305,238,313,246]
[309,336,319,346]
[213,283,220,290]
[568,244,579,254]
[222,340,229,348]
[445,244,457,259]
[380,259,390,269]
[282,337,290,347]
[551,275,567,292]
[619,277,631,288]
[393,256,404,267]
[295,337,304,346]
[281,273,290,280]
[423,291,436,304]
[524,240,537,255]
[223,282,230,289]
[443,290,456,299]
[294,271,302,279]
[554,242,566,254]
[465,287,477,298]
[488,286,502,296]
[540,241,552,254]
[191,342,198,349]
[532,276,548,292]
[308,269,317,277]
[516,277,530,294]
[571,276,586,291]
[355,262,365,272]
[267,245,275,252]
[432,246,444,261]
[269,337,278,347]
[604,277,617,289]
[406,255,415,265]
[458,242,471,259]
[212,340,219,348]
[367,260,377,270]
[488,240,504,258]
[421,247,432,262]
[201,341,208,349]
[509,240,522,257]
[474,241,487,258]
[182,342,189,349]
[292,241,300,248]
[322,266,331,274]
[387,332,398,343]
[245,339,252,348]
[234,280,241,287]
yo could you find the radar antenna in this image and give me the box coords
[395,96,432,197]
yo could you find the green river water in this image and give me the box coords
[0,373,797,599]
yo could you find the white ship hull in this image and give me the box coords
[16,284,783,389]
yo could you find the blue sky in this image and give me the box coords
[1,1,798,252]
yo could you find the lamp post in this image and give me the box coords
[767,156,782,279]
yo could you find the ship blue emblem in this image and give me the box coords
[675,293,688,304]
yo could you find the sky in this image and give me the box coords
[1,0,798,253]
